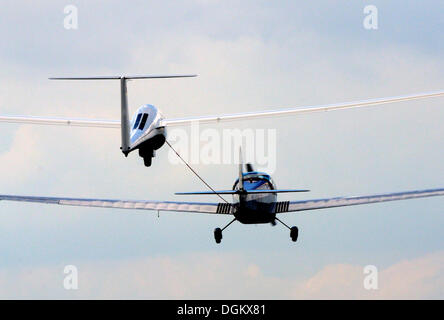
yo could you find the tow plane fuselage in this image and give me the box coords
[232,171,277,224]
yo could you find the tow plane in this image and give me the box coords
[0,158,444,243]
[0,75,444,243]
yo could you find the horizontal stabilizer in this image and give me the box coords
[175,189,310,195]
[49,74,197,80]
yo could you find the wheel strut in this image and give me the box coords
[275,217,299,242]
[214,218,236,244]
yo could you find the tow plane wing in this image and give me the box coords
[0,194,229,215]
[278,188,444,213]
[1,187,443,216]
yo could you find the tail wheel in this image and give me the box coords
[214,228,222,244]
[290,226,299,242]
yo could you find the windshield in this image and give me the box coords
[132,113,142,130]
[138,113,149,130]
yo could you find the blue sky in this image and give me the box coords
[0,1,443,298]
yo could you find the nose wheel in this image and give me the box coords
[214,218,236,244]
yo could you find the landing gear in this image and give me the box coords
[213,218,236,244]
[214,228,222,243]
[275,217,299,243]
[290,226,299,242]
[143,156,152,167]
[139,148,154,167]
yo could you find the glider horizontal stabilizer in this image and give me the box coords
[49,75,197,80]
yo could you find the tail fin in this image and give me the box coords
[50,74,197,155]
[238,148,244,191]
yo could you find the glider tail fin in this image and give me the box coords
[49,74,197,156]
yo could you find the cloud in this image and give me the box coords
[0,126,45,185]
[376,252,444,299]
[291,251,444,299]
[0,251,442,299]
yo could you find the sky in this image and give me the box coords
[0,0,443,299]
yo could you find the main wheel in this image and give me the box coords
[290,226,299,242]
[214,228,222,244]
[143,156,152,167]
[139,148,154,167]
